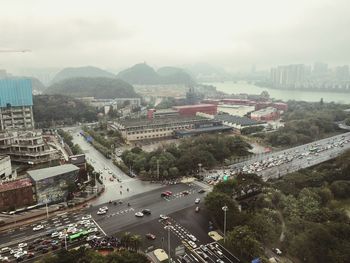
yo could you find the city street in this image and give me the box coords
[68,126,163,205]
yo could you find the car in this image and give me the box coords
[27,252,35,258]
[195,198,200,204]
[200,245,208,252]
[13,251,27,258]
[33,238,44,244]
[10,248,22,255]
[86,235,99,241]
[135,212,144,217]
[187,234,197,242]
[142,209,151,215]
[216,260,224,263]
[33,225,44,231]
[0,256,9,261]
[42,248,49,254]
[182,191,189,195]
[18,243,27,249]
[215,250,224,258]
[273,248,282,255]
[97,210,107,215]
[161,192,172,197]
[188,241,197,248]
[195,206,200,212]
[108,171,112,174]
[81,215,92,220]
[159,214,169,220]
[100,206,108,211]
[87,227,98,233]
[51,244,59,250]
[145,233,156,240]
[0,247,11,253]
[51,232,60,238]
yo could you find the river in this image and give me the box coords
[205,81,350,104]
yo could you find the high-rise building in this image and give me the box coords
[0,79,34,131]
[335,65,349,81]
[313,62,328,77]
[270,64,305,89]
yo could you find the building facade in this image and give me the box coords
[250,107,280,121]
[0,79,34,131]
[0,155,16,182]
[173,104,217,117]
[110,116,217,142]
[0,178,34,211]
[28,164,79,204]
[0,130,59,164]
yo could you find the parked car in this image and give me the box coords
[145,233,156,240]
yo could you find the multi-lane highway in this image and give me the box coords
[229,132,350,180]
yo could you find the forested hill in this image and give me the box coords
[33,94,97,128]
[51,66,116,84]
[117,63,195,85]
[45,77,139,99]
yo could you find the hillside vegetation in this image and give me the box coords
[51,66,116,84]
[45,77,139,99]
[33,94,97,127]
[117,63,195,85]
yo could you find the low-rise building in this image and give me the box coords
[110,116,217,142]
[27,164,79,204]
[215,115,267,132]
[250,107,280,121]
[172,104,217,117]
[147,109,179,119]
[0,130,59,164]
[0,155,16,182]
[0,178,34,211]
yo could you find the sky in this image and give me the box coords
[0,0,349,74]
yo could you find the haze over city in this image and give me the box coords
[1,0,350,73]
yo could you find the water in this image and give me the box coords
[207,81,350,104]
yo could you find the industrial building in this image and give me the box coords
[110,116,220,142]
[172,104,217,117]
[215,115,266,132]
[147,108,179,119]
[0,79,34,131]
[174,123,233,138]
[0,178,34,211]
[250,107,280,121]
[27,164,79,204]
[0,155,17,182]
[0,130,59,164]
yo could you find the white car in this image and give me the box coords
[187,234,197,242]
[82,215,92,220]
[10,248,22,255]
[0,256,9,261]
[0,247,10,253]
[33,225,44,231]
[87,227,98,233]
[14,251,27,259]
[135,212,144,217]
[100,206,108,211]
[97,210,107,215]
[159,214,169,220]
[18,243,27,248]
[86,235,99,241]
[195,198,200,204]
[188,241,197,248]
[51,232,60,238]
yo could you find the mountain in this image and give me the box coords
[30,77,46,93]
[184,63,232,82]
[45,77,139,99]
[117,63,195,85]
[51,66,116,84]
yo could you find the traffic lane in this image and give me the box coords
[88,183,198,214]
[94,191,204,235]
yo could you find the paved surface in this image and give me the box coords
[229,132,350,181]
[68,127,162,205]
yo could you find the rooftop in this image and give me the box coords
[216,114,265,126]
[116,116,209,127]
[252,107,277,114]
[173,104,216,109]
[27,164,79,181]
[175,125,232,136]
[153,109,178,114]
[0,178,32,193]
[0,79,33,107]
[69,154,86,165]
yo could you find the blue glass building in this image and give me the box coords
[0,79,34,130]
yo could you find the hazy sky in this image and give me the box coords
[0,0,349,73]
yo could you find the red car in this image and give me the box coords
[161,191,172,197]
[145,233,156,240]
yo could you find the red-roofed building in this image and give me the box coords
[0,178,34,211]
[172,104,217,117]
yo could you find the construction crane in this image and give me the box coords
[0,49,31,53]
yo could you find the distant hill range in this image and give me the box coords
[45,77,139,99]
[51,66,116,84]
[117,63,195,85]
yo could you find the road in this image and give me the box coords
[229,132,350,181]
[67,127,162,205]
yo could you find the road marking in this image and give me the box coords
[91,218,106,236]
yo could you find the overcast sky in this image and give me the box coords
[0,0,349,73]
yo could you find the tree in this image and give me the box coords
[130,234,142,251]
[120,232,132,249]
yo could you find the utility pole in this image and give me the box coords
[157,160,160,181]
[166,226,171,262]
[222,205,228,242]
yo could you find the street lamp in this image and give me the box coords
[222,205,228,242]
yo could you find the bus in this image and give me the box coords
[69,230,89,242]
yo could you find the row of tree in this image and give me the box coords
[121,135,252,179]
[204,149,350,263]
[57,129,83,155]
